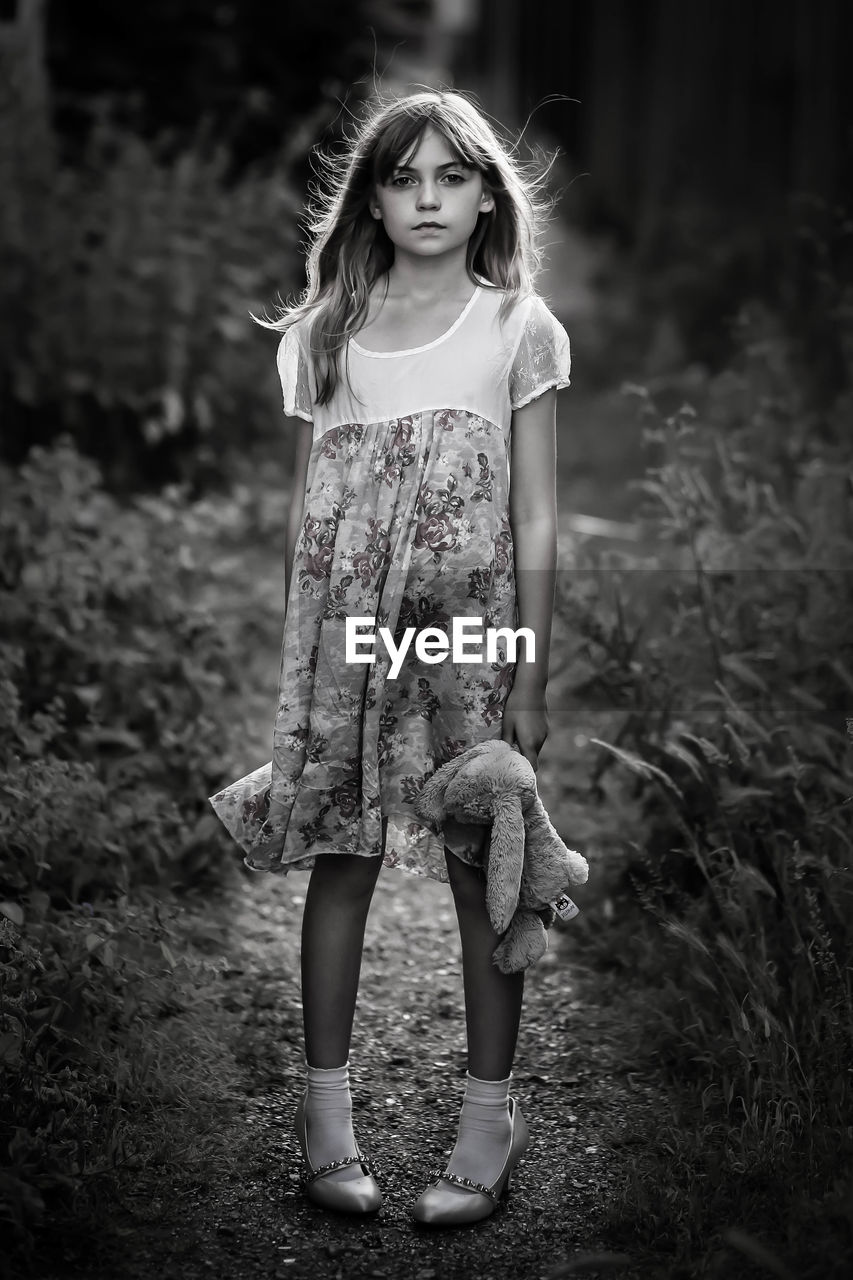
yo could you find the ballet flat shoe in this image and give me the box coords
[294,1091,381,1214]
[412,1097,530,1227]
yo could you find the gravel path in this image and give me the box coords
[56,854,661,1280]
[41,462,666,1280]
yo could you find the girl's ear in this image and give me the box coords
[480,186,496,214]
[369,194,383,220]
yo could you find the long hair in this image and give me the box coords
[254,89,558,406]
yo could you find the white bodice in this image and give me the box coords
[276,285,571,439]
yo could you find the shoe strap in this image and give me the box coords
[301,1152,377,1186]
[428,1169,500,1205]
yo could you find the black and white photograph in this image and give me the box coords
[1,2,851,1278]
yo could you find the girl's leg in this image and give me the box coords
[445,848,524,1079]
[300,841,384,1068]
[442,848,525,1184]
[298,829,384,1182]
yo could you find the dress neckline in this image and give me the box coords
[349,285,483,358]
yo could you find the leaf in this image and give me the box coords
[26,889,52,918]
[588,739,684,801]
[73,684,102,707]
[715,681,773,743]
[720,652,769,692]
[678,731,728,767]
[723,1227,797,1280]
[718,781,774,811]
[0,1031,23,1066]
[734,863,778,898]
[0,901,24,926]
[661,738,708,783]
[829,656,853,694]
[723,722,751,765]
[787,685,826,712]
[0,783,27,803]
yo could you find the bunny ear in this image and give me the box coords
[485,798,525,935]
[413,754,468,828]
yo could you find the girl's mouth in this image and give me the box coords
[413,222,445,230]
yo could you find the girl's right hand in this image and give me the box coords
[500,681,549,772]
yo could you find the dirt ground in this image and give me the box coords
[33,637,668,1280]
[36,438,671,1280]
[56,859,663,1280]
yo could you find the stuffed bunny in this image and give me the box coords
[414,741,589,973]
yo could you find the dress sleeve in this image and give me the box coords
[508,295,571,411]
[276,325,314,422]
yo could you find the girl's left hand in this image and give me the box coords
[501,682,549,772]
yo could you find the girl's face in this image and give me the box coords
[369,125,494,263]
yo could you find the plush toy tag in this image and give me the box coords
[551,893,580,921]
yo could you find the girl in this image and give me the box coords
[209,89,571,1227]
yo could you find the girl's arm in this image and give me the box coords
[284,417,314,610]
[503,387,558,770]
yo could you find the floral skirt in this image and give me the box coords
[209,410,518,881]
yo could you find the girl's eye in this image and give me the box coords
[388,172,467,187]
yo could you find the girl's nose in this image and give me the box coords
[417,182,440,209]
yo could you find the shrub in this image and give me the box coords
[0,435,253,1271]
[0,5,303,491]
[0,890,240,1274]
[632,193,853,416]
[554,293,853,1273]
[0,436,245,900]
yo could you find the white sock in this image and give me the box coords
[303,1062,363,1184]
[445,1071,513,1190]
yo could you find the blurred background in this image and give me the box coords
[2,0,850,499]
[2,5,852,1278]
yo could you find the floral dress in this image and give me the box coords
[209,285,571,881]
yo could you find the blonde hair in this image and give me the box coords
[255,89,557,405]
